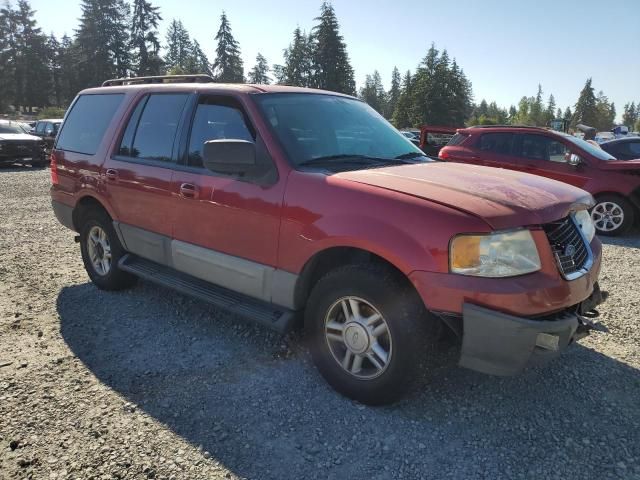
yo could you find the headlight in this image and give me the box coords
[574,209,595,242]
[450,229,541,277]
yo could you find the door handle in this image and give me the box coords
[179,183,198,199]
[105,168,118,181]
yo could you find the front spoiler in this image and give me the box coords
[459,294,605,376]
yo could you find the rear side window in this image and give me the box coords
[519,134,569,163]
[119,93,189,162]
[56,94,124,155]
[479,133,514,155]
[35,122,46,134]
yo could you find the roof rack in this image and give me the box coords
[466,124,548,130]
[102,74,215,87]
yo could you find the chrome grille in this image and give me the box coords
[543,215,591,279]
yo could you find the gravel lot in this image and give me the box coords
[1,167,639,480]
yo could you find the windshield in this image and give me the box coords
[562,133,617,161]
[254,93,425,168]
[0,123,26,134]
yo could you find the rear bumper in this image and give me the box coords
[51,199,75,231]
[459,303,580,376]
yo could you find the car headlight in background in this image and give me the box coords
[573,209,595,242]
[450,229,541,277]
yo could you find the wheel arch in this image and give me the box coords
[72,195,115,230]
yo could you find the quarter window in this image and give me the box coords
[36,122,46,134]
[478,133,514,155]
[120,93,189,162]
[187,100,253,168]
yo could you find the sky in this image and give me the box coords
[29,0,640,118]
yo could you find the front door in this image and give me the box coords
[514,133,591,189]
[170,95,286,302]
[103,92,191,264]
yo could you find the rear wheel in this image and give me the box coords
[591,195,635,236]
[79,209,137,290]
[305,264,434,405]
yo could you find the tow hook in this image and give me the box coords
[74,235,80,243]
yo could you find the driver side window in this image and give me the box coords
[187,101,253,168]
[520,134,569,163]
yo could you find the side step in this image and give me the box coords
[119,254,296,334]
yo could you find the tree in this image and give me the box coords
[75,0,131,87]
[279,27,314,86]
[164,19,192,73]
[47,33,62,106]
[190,40,212,76]
[130,0,163,76]
[359,70,386,114]
[311,2,355,95]
[622,102,638,129]
[563,106,572,120]
[556,107,562,120]
[392,70,413,128]
[212,12,244,82]
[384,66,401,119]
[248,53,270,84]
[593,90,615,131]
[544,93,556,124]
[572,78,598,128]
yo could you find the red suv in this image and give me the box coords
[51,76,605,404]
[439,126,640,236]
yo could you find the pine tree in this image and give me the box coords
[385,66,401,119]
[572,78,598,128]
[508,105,517,123]
[57,34,78,105]
[556,107,562,120]
[164,19,192,73]
[392,70,413,128]
[248,53,270,84]
[0,4,18,111]
[594,90,615,131]
[130,0,162,76]
[545,93,556,124]
[311,2,355,95]
[190,40,212,76]
[47,33,62,106]
[563,106,572,120]
[359,70,386,114]
[280,27,314,87]
[622,102,638,129]
[75,0,131,87]
[212,12,244,83]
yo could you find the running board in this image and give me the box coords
[118,254,296,334]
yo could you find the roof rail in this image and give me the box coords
[466,124,548,130]
[102,74,215,87]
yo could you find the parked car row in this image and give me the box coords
[50,76,605,404]
[0,120,47,167]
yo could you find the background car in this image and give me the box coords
[595,131,615,143]
[31,118,63,156]
[439,125,640,236]
[0,120,46,167]
[600,137,640,161]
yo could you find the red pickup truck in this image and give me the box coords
[51,76,604,405]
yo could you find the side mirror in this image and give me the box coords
[203,139,256,175]
[568,153,583,166]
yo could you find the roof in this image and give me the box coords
[462,125,549,131]
[79,82,356,99]
[601,136,640,145]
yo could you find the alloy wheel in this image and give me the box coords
[87,225,112,276]
[592,201,624,233]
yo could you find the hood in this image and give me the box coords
[336,162,592,230]
[597,159,640,170]
[0,133,41,142]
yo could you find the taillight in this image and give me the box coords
[439,149,449,160]
[50,152,59,185]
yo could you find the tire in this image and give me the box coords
[591,194,635,236]
[79,208,137,290]
[305,264,436,405]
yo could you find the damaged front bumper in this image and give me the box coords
[457,285,606,376]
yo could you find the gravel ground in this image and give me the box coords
[1,167,639,480]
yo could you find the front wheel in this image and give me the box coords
[305,264,434,405]
[591,195,635,236]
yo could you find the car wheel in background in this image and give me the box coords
[305,264,437,405]
[591,195,635,236]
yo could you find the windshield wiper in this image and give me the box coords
[299,154,393,166]
[394,151,426,160]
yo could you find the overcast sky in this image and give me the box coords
[29,0,639,117]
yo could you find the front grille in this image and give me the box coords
[0,140,41,158]
[543,215,591,279]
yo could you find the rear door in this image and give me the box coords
[104,92,191,265]
[514,133,591,188]
[474,132,522,170]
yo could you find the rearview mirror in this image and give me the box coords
[203,139,256,175]
[568,153,583,166]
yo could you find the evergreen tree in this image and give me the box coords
[190,40,212,76]
[0,3,18,111]
[359,70,385,114]
[529,84,544,126]
[556,107,562,120]
[392,70,413,128]
[545,93,556,124]
[164,19,192,73]
[57,34,78,105]
[130,0,162,76]
[47,33,62,106]
[595,90,615,131]
[280,27,314,86]
[572,78,598,128]
[75,0,131,87]
[248,53,270,84]
[385,66,401,119]
[212,12,244,82]
[311,2,355,94]
[622,102,638,129]
[508,105,517,123]
[563,106,572,120]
